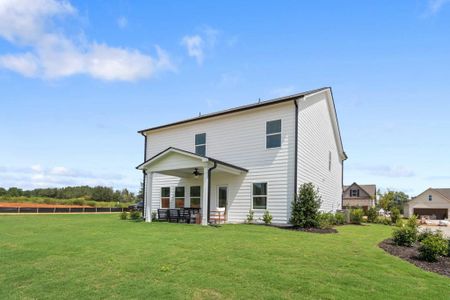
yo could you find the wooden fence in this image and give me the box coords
[0,207,125,214]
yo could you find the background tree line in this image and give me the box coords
[0,185,144,203]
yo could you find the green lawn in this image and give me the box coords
[0,215,449,299]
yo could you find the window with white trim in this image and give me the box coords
[175,187,185,208]
[428,195,432,201]
[161,187,170,208]
[195,133,206,156]
[266,120,281,148]
[253,182,267,209]
[190,186,201,208]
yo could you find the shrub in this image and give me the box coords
[290,183,322,228]
[246,210,255,224]
[334,212,346,225]
[317,213,333,229]
[418,229,434,242]
[390,207,400,224]
[350,208,364,224]
[130,210,142,220]
[366,207,378,223]
[151,211,157,221]
[447,239,450,257]
[418,232,448,262]
[262,210,272,225]
[120,211,128,220]
[392,216,418,247]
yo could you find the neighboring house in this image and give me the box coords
[404,188,450,220]
[136,87,347,225]
[342,183,376,210]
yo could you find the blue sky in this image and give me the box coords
[0,0,449,196]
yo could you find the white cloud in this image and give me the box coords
[181,35,204,64]
[358,165,415,178]
[425,0,450,15]
[117,16,127,29]
[181,26,219,65]
[0,0,174,81]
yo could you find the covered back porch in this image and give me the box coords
[136,147,247,225]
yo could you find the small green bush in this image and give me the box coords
[130,210,142,220]
[120,211,128,220]
[418,232,448,262]
[375,216,391,225]
[246,210,254,224]
[151,211,157,221]
[447,239,450,257]
[317,213,333,229]
[366,207,377,223]
[262,210,272,225]
[418,229,434,242]
[393,226,417,247]
[334,212,346,225]
[390,207,400,224]
[350,208,364,224]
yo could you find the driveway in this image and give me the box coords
[420,225,450,238]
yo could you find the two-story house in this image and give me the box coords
[136,87,347,225]
[342,183,377,210]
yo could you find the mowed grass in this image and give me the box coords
[0,215,449,300]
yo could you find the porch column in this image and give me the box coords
[202,166,209,225]
[145,171,153,223]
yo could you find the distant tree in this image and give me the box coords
[290,183,322,228]
[137,182,144,201]
[0,187,7,196]
[7,187,23,197]
[379,190,409,213]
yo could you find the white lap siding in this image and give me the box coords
[297,92,343,213]
[145,102,296,224]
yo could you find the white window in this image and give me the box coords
[428,195,432,201]
[195,133,206,156]
[266,120,281,148]
[253,183,267,209]
[190,186,201,208]
[350,189,359,197]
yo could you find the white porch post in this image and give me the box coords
[145,171,153,223]
[202,166,209,225]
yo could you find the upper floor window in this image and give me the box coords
[428,195,432,201]
[350,189,359,197]
[253,182,267,209]
[195,133,206,156]
[266,120,281,148]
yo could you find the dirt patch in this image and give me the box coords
[379,238,450,278]
[0,202,90,208]
[280,226,338,234]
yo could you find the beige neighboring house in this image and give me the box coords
[404,188,450,220]
[343,183,376,210]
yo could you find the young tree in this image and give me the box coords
[290,183,322,228]
[379,190,409,212]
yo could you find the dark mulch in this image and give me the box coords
[279,226,338,234]
[379,238,450,278]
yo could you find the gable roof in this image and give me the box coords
[136,147,248,173]
[343,183,376,197]
[434,188,450,200]
[138,87,329,134]
[408,188,450,205]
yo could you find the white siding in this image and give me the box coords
[297,91,343,213]
[145,102,296,223]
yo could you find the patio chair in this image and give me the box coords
[168,209,180,223]
[157,209,169,222]
[209,207,226,224]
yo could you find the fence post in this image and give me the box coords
[83,207,85,213]
[54,207,56,213]
[37,207,39,214]
[110,207,112,213]
[95,207,97,213]
[17,207,20,214]
[69,207,71,213]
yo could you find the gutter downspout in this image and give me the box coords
[207,162,218,223]
[141,132,147,220]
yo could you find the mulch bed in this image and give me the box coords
[379,238,450,278]
[278,226,338,234]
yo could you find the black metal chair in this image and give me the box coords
[157,209,169,221]
[168,209,180,223]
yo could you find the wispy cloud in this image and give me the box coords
[181,26,219,65]
[357,165,415,178]
[0,0,175,81]
[117,16,128,29]
[425,0,450,15]
[0,164,138,191]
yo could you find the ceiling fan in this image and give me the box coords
[192,168,203,178]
